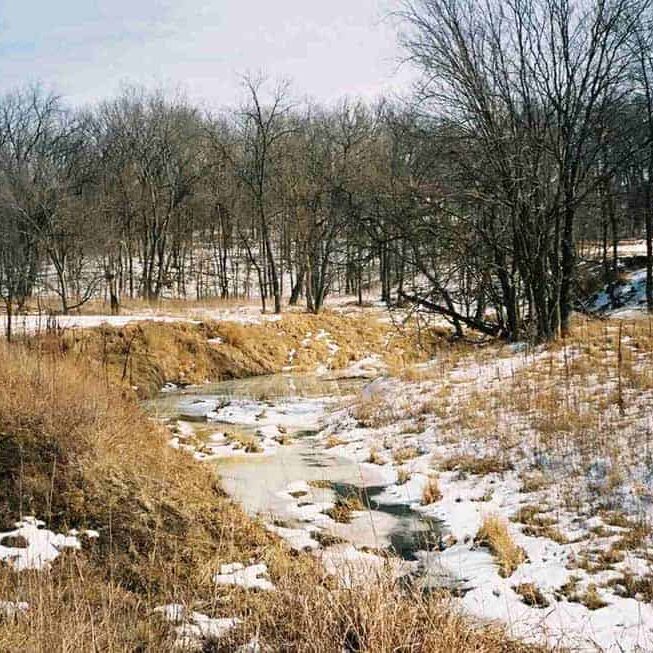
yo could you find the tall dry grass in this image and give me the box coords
[0,341,271,594]
[475,516,527,578]
[24,310,437,399]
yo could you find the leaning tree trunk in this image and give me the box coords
[560,203,576,337]
[647,167,653,312]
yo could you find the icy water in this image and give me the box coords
[147,373,443,559]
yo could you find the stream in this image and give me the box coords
[146,373,444,561]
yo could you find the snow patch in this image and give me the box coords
[0,517,82,571]
[214,562,275,591]
[0,601,28,619]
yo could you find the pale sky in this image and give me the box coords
[0,0,414,110]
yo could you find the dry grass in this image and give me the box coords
[608,572,653,603]
[519,472,553,493]
[0,514,546,652]
[324,494,366,524]
[367,447,386,465]
[600,510,634,529]
[0,343,272,595]
[393,446,419,464]
[397,469,412,485]
[400,364,442,383]
[612,522,651,551]
[513,583,550,608]
[510,506,569,544]
[224,430,263,453]
[413,315,653,537]
[475,516,527,578]
[308,479,334,490]
[231,572,543,653]
[0,558,174,651]
[352,394,396,429]
[441,454,512,476]
[0,340,275,650]
[325,434,346,448]
[421,475,443,505]
[274,431,293,445]
[572,584,608,611]
[25,293,255,318]
[27,310,410,399]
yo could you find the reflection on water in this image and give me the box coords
[330,483,444,560]
[145,373,365,419]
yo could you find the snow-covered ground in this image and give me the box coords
[0,304,282,337]
[313,344,653,652]
[0,516,87,571]
[590,268,651,318]
[585,240,649,260]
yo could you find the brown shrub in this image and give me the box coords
[421,476,443,505]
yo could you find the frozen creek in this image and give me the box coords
[147,374,445,566]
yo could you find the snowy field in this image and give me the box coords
[8,286,653,650]
[313,340,653,651]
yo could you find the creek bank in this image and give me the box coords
[34,311,409,398]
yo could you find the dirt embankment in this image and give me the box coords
[28,311,441,398]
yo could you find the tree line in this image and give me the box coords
[2,0,653,341]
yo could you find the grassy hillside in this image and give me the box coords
[27,311,438,398]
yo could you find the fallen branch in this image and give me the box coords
[398,291,501,338]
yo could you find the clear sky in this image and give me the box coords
[0,0,413,110]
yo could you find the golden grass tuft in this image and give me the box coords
[368,447,386,465]
[608,572,653,602]
[324,494,366,524]
[307,479,334,490]
[421,475,443,505]
[573,584,608,611]
[513,583,550,608]
[274,431,293,445]
[441,454,512,476]
[225,430,263,453]
[325,434,346,448]
[475,516,527,578]
[351,394,396,429]
[393,446,419,464]
[397,469,412,485]
[519,471,553,494]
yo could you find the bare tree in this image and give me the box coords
[399,0,650,339]
[237,76,294,314]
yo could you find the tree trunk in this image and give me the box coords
[560,203,576,336]
[289,264,305,305]
[5,299,12,342]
